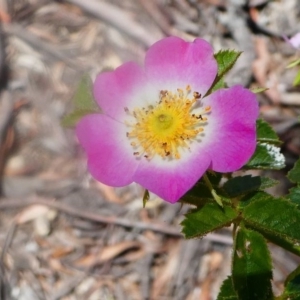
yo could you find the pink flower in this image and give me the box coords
[76,37,259,203]
[284,33,300,49]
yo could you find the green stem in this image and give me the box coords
[203,174,223,207]
[232,222,237,240]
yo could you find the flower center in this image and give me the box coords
[156,114,173,130]
[125,85,211,160]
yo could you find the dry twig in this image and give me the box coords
[3,23,83,69]
[64,0,160,47]
[0,197,233,244]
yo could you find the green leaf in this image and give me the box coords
[240,192,300,256]
[293,70,300,86]
[210,77,227,92]
[181,202,238,239]
[62,74,99,127]
[215,50,242,79]
[287,58,300,68]
[251,87,269,94]
[217,277,238,300]
[61,109,96,127]
[288,159,300,183]
[287,185,300,206]
[180,196,211,207]
[279,265,300,300]
[206,50,241,94]
[246,143,285,170]
[180,182,214,206]
[243,195,300,243]
[261,231,300,257]
[256,119,281,145]
[223,175,278,198]
[232,228,273,300]
[239,191,273,209]
[73,74,98,111]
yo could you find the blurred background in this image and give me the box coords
[0,0,300,299]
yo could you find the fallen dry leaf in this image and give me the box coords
[74,240,142,267]
[16,204,52,224]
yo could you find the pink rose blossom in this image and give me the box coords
[76,37,259,203]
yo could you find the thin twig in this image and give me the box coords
[64,0,160,47]
[50,274,86,300]
[0,197,233,245]
[2,23,83,70]
[138,0,173,36]
[0,91,13,196]
[0,219,16,300]
[0,220,17,263]
[0,91,13,145]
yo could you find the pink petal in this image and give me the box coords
[145,36,217,95]
[93,62,148,119]
[134,86,258,203]
[288,33,300,49]
[79,38,259,204]
[134,152,211,203]
[203,85,259,172]
[76,114,139,186]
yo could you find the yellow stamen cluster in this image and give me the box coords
[125,85,211,160]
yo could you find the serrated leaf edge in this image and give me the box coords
[181,207,238,239]
[205,50,242,96]
[243,199,300,243]
[215,49,243,78]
